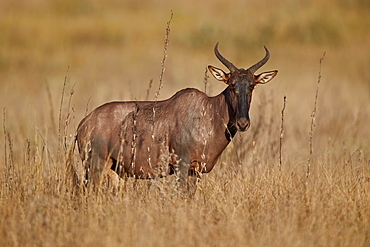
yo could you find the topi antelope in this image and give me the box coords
[76,43,278,193]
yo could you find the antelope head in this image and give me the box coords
[208,43,278,132]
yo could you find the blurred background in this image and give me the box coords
[1,0,369,161]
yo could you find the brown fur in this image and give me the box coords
[76,44,278,192]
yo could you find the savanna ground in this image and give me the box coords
[1,0,370,246]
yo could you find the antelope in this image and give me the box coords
[76,43,278,192]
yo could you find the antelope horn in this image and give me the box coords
[248,46,270,74]
[214,43,238,72]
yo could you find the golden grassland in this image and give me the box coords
[1,0,370,246]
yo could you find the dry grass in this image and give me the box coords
[1,0,370,246]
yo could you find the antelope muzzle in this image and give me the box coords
[236,117,250,132]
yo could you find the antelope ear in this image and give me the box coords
[208,65,230,83]
[255,70,278,84]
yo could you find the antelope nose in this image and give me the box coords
[237,117,250,132]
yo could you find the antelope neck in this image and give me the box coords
[221,87,237,141]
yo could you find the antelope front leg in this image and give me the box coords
[187,175,198,198]
[177,160,190,195]
[177,160,198,197]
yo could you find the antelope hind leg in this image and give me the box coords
[86,150,108,192]
[106,169,125,195]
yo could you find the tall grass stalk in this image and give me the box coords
[149,10,173,173]
[57,67,69,163]
[279,95,286,172]
[307,52,326,179]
